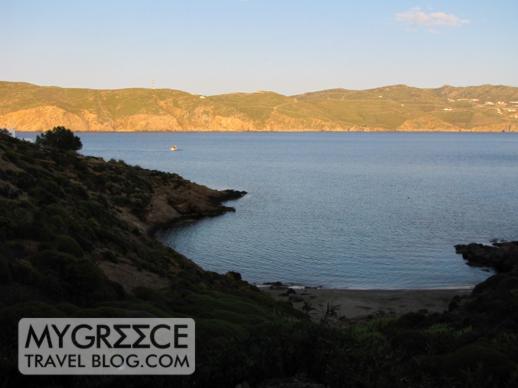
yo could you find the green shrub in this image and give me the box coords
[29,250,77,274]
[9,259,41,285]
[35,126,82,151]
[0,255,12,284]
[54,235,83,257]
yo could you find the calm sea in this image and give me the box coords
[20,132,518,288]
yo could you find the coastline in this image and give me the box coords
[261,284,473,320]
[260,240,518,321]
[6,131,500,323]
[147,183,479,321]
[3,130,518,386]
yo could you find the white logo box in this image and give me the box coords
[19,318,195,375]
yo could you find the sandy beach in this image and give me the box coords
[262,286,473,320]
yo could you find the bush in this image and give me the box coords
[0,255,12,284]
[54,235,84,257]
[29,250,78,276]
[35,126,82,151]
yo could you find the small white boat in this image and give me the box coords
[170,145,177,151]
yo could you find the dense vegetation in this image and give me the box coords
[1,81,518,131]
[1,131,517,387]
[35,126,82,151]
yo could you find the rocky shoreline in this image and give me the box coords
[145,186,247,236]
[455,240,518,272]
[135,160,518,327]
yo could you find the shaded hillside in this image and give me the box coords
[0,133,306,387]
[1,82,518,131]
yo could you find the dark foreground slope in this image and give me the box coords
[1,133,518,387]
[0,133,307,387]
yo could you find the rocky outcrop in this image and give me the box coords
[449,241,518,329]
[144,183,246,234]
[455,241,518,272]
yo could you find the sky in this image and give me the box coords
[2,0,518,95]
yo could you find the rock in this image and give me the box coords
[221,189,247,200]
[264,281,287,290]
[455,242,518,272]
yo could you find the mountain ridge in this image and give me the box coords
[1,81,518,131]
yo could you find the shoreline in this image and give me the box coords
[255,282,476,290]
[261,283,473,320]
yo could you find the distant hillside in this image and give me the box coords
[1,81,518,131]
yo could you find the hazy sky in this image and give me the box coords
[2,0,517,95]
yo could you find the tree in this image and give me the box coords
[35,126,82,151]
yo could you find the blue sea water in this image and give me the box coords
[21,132,518,288]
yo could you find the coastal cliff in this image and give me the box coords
[1,81,518,132]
